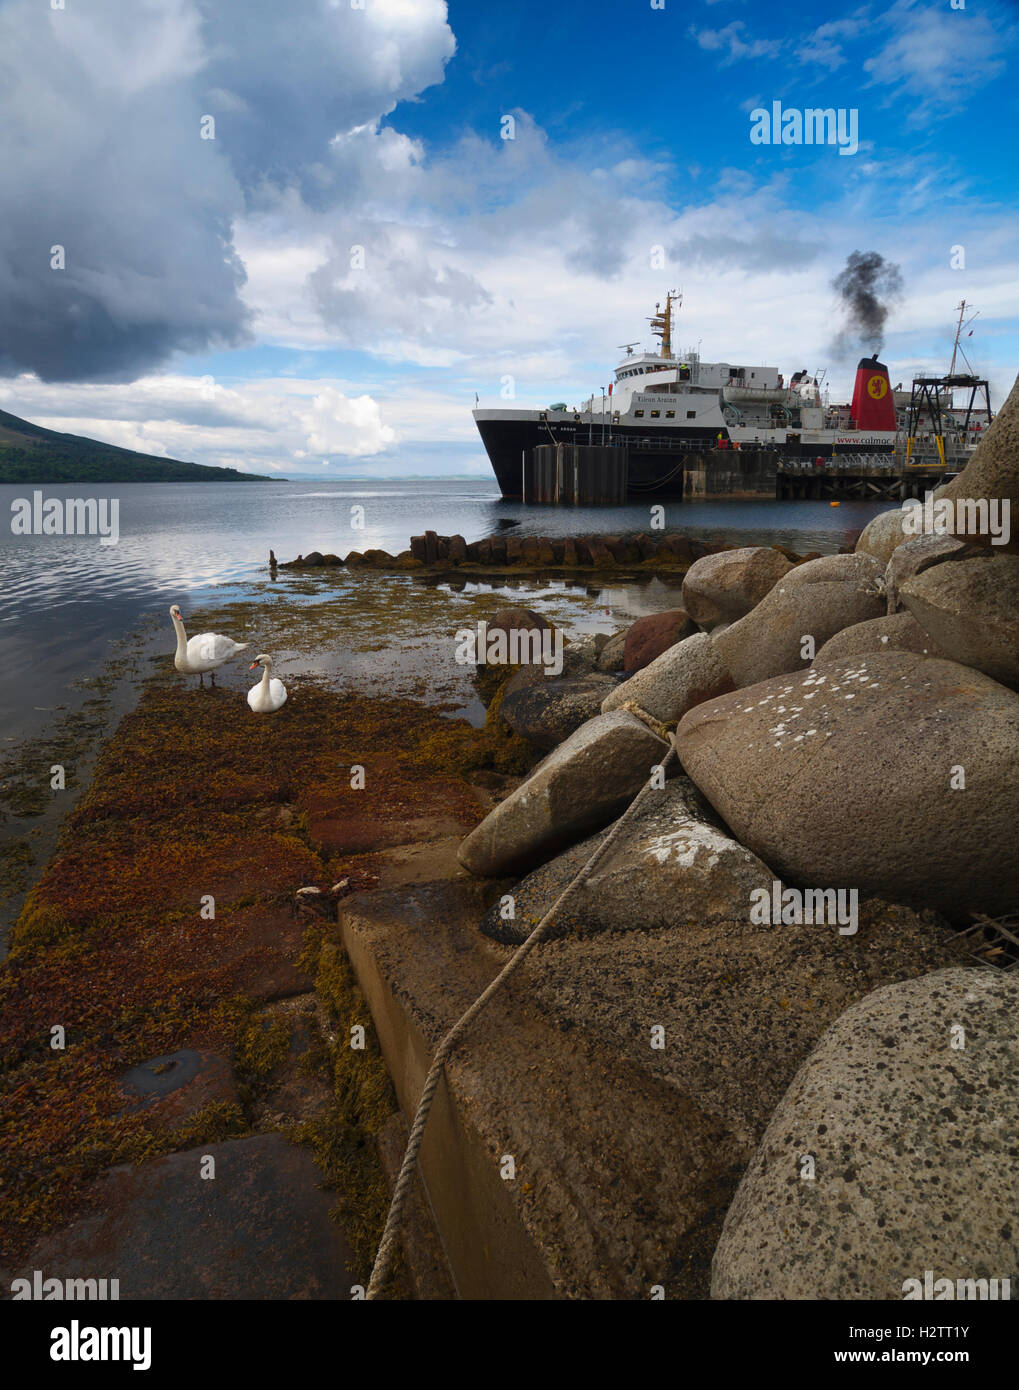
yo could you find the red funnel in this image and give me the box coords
[850,357,896,431]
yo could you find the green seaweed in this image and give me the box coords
[295,927,402,1288]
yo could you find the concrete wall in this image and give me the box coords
[340,891,560,1300]
[683,449,778,500]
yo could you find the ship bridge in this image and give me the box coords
[614,350,679,382]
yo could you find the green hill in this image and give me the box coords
[0,408,275,483]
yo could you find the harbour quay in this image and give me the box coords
[519,439,952,504]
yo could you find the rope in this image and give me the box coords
[365,717,678,1299]
[626,458,687,492]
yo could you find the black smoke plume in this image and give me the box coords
[831,251,903,357]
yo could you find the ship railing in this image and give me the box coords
[592,435,717,452]
[543,432,721,453]
[617,436,714,452]
[605,435,783,453]
[778,452,952,473]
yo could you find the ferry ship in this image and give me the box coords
[473,293,988,498]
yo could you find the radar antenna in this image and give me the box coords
[648,290,680,359]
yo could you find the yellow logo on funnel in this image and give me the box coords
[867,375,888,399]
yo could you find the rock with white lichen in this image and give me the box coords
[812,612,945,666]
[479,776,775,942]
[676,650,1019,917]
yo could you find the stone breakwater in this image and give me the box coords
[416,373,1018,1298]
[278,530,819,573]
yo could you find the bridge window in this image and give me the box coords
[665,410,675,418]
[650,410,660,418]
[634,409,644,418]
[686,410,696,419]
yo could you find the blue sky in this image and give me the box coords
[1,0,1016,476]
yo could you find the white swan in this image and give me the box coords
[170,604,250,685]
[247,654,288,713]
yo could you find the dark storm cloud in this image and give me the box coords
[0,0,454,381]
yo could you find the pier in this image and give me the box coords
[520,440,953,504]
[776,454,951,501]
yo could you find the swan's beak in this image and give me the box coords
[249,661,259,670]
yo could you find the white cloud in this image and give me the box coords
[689,20,782,63]
[302,388,396,456]
[799,9,870,68]
[864,0,1009,108]
[225,105,1019,404]
[0,373,398,470]
[797,36,847,71]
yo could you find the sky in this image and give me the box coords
[0,0,1017,478]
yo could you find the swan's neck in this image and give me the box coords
[172,615,187,658]
[260,665,271,689]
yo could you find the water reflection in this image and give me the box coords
[0,478,893,747]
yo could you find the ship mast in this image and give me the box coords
[648,290,679,359]
[949,299,979,376]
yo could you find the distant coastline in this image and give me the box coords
[0,407,274,484]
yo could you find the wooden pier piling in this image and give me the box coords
[776,461,950,501]
[527,444,628,505]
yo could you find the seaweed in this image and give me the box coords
[0,664,504,1268]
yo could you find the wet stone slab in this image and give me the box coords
[117,1049,239,1124]
[3,1134,354,1300]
